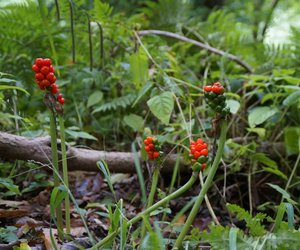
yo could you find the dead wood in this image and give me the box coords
[0,132,284,173]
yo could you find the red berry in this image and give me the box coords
[49,65,54,73]
[35,58,44,67]
[153,151,160,158]
[148,152,154,160]
[200,149,209,156]
[46,72,55,82]
[196,138,203,144]
[144,139,149,145]
[202,143,208,149]
[201,163,207,170]
[58,97,65,104]
[193,151,201,159]
[57,93,63,100]
[212,85,220,94]
[145,146,150,152]
[38,83,45,90]
[146,136,153,143]
[148,143,154,150]
[40,66,50,75]
[32,64,40,73]
[35,73,44,81]
[196,144,204,151]
[214,82,222,87]
[218,87,225,94]
[50,84,58,94]
[204,86,212,92]
[43,58,52,66]
[41,79,51,88]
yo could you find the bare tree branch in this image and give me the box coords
[0,132,186,173]
[0,132,285,174]
[138,29,253,73]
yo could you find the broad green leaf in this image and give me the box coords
[248,107,278,128]
[130,49,148,87]
[283,90,300,106]
[226,99,240,114]
[0,85,29,95]
[87,91,103,107]
[147,91,174,125]
[123,114,144,131]
[263,167,287,180]
[0,178,20,194]
[284,127,300,155]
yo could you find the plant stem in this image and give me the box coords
[58,115,71,234]
[173,120,227,249]
[49,112,64,240]
[90,173,198,249]
[141,166,160,238]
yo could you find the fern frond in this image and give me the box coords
[92,94,136,114]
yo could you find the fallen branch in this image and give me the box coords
[0,132,185,173]
[0,132,284,173]
[138,29,253,73]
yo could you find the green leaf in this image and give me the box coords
[284,127,300,155]
[123,114,144,131]
[248,107,278,128]
[226,99,240,114]
[267,183,297,204]
[229,228,238,250]
[0,178,20,194]
[132,81,153,107]
[247,128,266,139]
[0,85,29,95]
[251,153,277,168]
[273,68,295,77]
[65,129,97,141]
[283,90,300,106]
[97,160,117,202]
[147,91,174,125]
[130,49,148,87]
[87,91,103,107]
[141,230,164,250]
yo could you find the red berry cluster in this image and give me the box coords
[203,82,229,115]
[190,138,208,170]
[32,58,65,105]
[143,136,162,160]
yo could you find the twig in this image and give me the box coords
[261,0,280,39]
[138,30,253,73]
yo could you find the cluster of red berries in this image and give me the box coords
[32,58,65,105]
[143,136,162,160]
[203,82,229,115]
[190,138,209,170]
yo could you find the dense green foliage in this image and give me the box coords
[1,0,300,248]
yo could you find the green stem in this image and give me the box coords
[49,112,64,240]
[141,166,160,238]
[173,120,227,249]
[58,115,71,234]
[90,173,198,249]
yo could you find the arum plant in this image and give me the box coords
[141,136,162,239]
[32,58,70,238]
[174,81,229,248]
